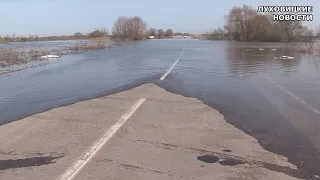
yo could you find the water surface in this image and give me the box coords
[1,39,319,178]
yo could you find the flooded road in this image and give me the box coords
[0,39,320,178]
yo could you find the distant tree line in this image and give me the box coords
[147,28,173,38]
[87,28,109,38]
[0,34,87,42]
[205,5,319,42]
[0,15,193,42]
[146,28,192,39]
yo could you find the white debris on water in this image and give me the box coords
[274,56,295,60]
[280,56,295,60]
[259,48,264,51]
[314,175,320,179]
[271,49,276,51]
[40,55,60,60]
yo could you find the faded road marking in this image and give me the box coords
[264,77,320,114]
[58,98,146,180]
[0,90,27,100]
[160,51,184,81]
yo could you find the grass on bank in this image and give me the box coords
[0,42,107,68]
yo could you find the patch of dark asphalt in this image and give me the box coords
[197,154,245,166]
[0,155,64,170]
[156,80,320,180]
[197,155,219,163]
[218,157,245,166]
[135,139,315,179]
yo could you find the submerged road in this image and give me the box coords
[0,39,320,179]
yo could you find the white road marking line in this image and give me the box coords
[160,58,180,81]
[58,98,146,180]
[0,90,28,100]
[160,51,184,81]
[264,77,320,114]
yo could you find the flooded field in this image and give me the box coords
[0,39,319,178]
[0,40,109,72]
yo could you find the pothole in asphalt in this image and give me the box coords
[223,149,232,152]
[218,157,245,166]
[197,155,219,163]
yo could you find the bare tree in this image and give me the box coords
[165,29,174,37]
[302,26,320,52]
[157,29,164,38]
[224,5,257,41]
[113,16,130,39]
[224,6,244,40]
[222,4,309,42]
[148,28,157,36]
[242,5,257,40]
[248,14,270,41]
[112,16,147,40]
[131,16,147,40]
[74,32,83,37]
[277,21,306,41]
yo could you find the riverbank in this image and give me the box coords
[0,83,307,180]
[0,36,90,44]
[296,44,320,56]
[0,41,113,76]
[0,43,106,67]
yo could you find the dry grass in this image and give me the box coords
[88,37,109,43]
[0,43,108,68]
[66,42,106,51]
[295,42,320,56]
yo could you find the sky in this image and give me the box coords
[0,0,319,36]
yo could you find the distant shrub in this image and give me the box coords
[88,28,108,38]
[74,32,83,37]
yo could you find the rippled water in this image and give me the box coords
[0,39,320,178]
[1,39,319,124]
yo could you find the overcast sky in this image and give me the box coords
[0,0,318,36]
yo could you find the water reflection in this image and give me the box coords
[226,44,302,77]
[304,54,320,73]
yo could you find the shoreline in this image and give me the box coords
[0,41,116,75]
[1,40,319,179]
[157,80,320,180]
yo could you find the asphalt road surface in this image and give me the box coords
[0,39,319,179]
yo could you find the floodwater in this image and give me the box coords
[0,40,88,48]
[0,39,320,178]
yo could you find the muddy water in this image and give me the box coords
[0,39,319,178]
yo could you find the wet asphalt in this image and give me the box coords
[0,39,319,178]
